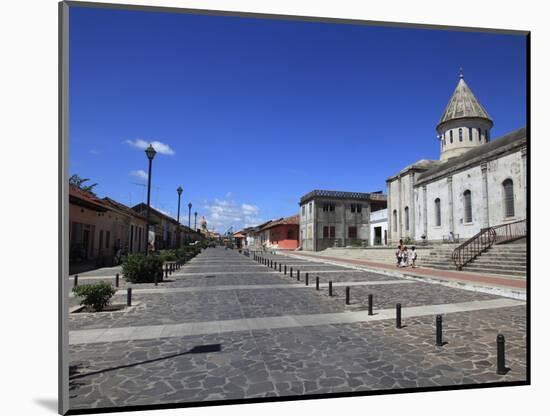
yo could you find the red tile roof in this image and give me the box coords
[260,214,299,230]
[69,185,109,212]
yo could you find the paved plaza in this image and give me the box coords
[68,247,527,410]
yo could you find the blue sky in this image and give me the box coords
[69,6,527,233]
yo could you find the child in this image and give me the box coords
[400,246,408,267]
[409,246,417,268]
[395,244,402,267]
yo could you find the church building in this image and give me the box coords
[387,72,527,244]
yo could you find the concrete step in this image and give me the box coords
[460,266,525,277]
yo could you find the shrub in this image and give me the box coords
[122,254,164,283]
[158,249,177,262]
[73,282,116,312]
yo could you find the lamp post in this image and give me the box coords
[144,144,157,255]
[194,211,198,230]
[188,202,192,228]
[176,186,183,248]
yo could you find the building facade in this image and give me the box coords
[387,73,527,244]
[299,190,387,251]
[257,215,300,250]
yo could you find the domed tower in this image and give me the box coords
[437,70,493,161]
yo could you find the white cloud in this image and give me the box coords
[202,197,263,233]
[125,138,175,155]
[89,149,100,155]
[129,169,148,180]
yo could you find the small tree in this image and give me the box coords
[122,254,164,283]
[69,174,98,194]
[73,282,116,312]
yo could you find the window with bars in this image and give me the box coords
[434,198,441,226]
[324,226,335,238]
[350,203,362,213]
[322,202,335,212]
[463,190,472,223]
[404,206,409,230]
[503,179,515,217]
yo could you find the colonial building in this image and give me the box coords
[299,190,387,251]
[387,73,527,244]
[132,203,202,250]
[69,186,147,273]
[257,215,300,250]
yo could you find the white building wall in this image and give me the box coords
[370,209,388,246]
[425,178,450,241]
[486,151,526,226]
[451,165,484,239]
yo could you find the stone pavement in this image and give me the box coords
[68,247,527,411]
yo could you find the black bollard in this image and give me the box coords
[305,273,309,286]
[274,261,277,270]
[127,287,132,306]
[396,303,402,329]
[279,263,282,272]
[368,294,373,315]
[329,281,333,297]
[165,265,169,280]
[74,275,78,288]
[436,315,443,346]
[284,265,287,275]
[345,286,350,305]
[316,276,320,290]
[115,273,119,288]
[290,267,293,277]
[154,269,158,286]
[497,334,507,375]
[297,269,300,281]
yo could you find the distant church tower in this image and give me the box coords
[437,70,493,161]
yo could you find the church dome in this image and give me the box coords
[437,72,493,130]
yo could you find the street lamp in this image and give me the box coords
[176,187,183,224]
[194,211,198,230]
[176,186,183,248]
[144,144,157,255]
[188,202,192,228]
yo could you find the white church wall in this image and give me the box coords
[387,178,400,242]
[425,178,450,241]
[486,151,526,226]
[451,165,484,240]
[400,173,414,240]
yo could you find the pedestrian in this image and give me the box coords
[395,244,402,267]
[400,246,408,267]
[409,246,417,268]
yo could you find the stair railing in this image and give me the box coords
[452,219,526,270]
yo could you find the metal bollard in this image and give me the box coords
[305,273,309,286]
[329,281,333,296]
[274,261,277,270]
[368,294,373,315]
[279,263,282,272]
[297,270,300,281]
[316,276,320,290]
[154,269,158,286]
[290,267,293,277]
[115,273,119,288]
[284,265,287,275]
[127,287,132,306]
[396,303,402,328]
[497,334,507,375]
[165,265,169,279]
[345,286,350,305]
[74,275,78,288]
[436,315,443,346]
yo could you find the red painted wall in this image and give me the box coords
[267,224,299,249]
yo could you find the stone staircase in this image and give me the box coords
[420,239,526,277]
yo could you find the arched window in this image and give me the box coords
[463,190,472,223]
[434,198,441,226]
[503,179,515,217]
[450,130,453,144]
[393,210,397,232]
[469,127,473,142]
[459,128,463,142]
[478,128,482,142]
[485,129,489,142]
[404,207,409,230]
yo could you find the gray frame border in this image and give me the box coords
[58,2,530,415]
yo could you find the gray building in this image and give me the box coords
[387,73,527,244]
[299,190,387,251]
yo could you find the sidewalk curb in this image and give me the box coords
[281,252,526,301]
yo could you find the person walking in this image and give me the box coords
[409,246,418,268]
[395,244,402,267]
[400,246,408,267]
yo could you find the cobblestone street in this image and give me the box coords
[68,247,527,410]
